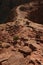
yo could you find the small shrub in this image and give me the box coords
[13,35,19,41]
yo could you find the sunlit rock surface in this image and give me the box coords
[0,1,43,65]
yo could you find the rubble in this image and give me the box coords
[0,1,43,65]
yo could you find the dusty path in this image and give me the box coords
[16,2,43,30]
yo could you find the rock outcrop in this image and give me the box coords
[0,1,43,65]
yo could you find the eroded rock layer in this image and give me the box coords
[0,1,43,65]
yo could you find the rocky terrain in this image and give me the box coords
[0,1,43,65]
